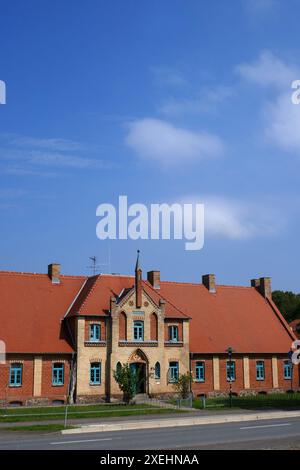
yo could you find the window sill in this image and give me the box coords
[195,380,205,383]
[118,341,158,347]
[52,384,64,387]
[9,384,22,388]
[89,383,101,386]
[256,378,265,381]
[85,341,106,347]
[164,341,183,347]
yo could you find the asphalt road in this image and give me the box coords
[1,417,300,450]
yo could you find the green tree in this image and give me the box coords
[172,372,192,399]
[113,364,137,404]
[272,290,300,322]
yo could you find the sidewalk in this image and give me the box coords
[0,407,259,429]
[61,409,300,435]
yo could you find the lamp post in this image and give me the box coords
[288,349,293,392]
[226,347,234,408]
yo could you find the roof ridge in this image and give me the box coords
[160,280,252,289]
[0,270,86,279]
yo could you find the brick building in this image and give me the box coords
[0,255,297,405]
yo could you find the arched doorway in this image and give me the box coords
[128,349,148,395]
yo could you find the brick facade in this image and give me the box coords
[0,354,71,405]
[0,264,297,405]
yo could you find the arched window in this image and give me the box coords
[116,361,122,375]
[154,362,161,379]
[119,312,127,341]
[89,323,101,342]
[150,313,158,341]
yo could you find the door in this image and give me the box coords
[130,363,146,394]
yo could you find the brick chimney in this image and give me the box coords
[202,274,216,293]
[48,263,61,284]
[147,270,160,289]
[251,277,272,300]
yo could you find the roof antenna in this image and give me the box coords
[87,256,101,276]
[87,248,111,276]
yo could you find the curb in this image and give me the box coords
[61,410,300,435]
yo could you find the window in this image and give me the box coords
[168,325,179,342]
[256,361,265,381]
[154,362,161,379]
[168,362,179,383]
[52,363,64,386]
[195,362,205,382]
[90,362,101,385]
[284,360,292,380]
[116,361,122,374]
[9,364,22,387]
[89,323,101,342]
[133,321,144,341]
[226,361,236,382]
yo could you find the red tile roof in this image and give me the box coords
[0,270,295,354]
[157,281,295,354]
[67,275,188,319]
[68,275,135,316]
[0,271,85,353]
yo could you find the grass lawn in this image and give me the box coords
[0,403,182,423]
[3,424,76,432]
[194,392,300,410]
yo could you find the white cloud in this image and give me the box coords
[125,118,224,166]
[26,151,114,170]
[237,50,298,90]
[181,195,281,240]
[0,134,116,175]
[237,51,300,154]
[265,92,300,152]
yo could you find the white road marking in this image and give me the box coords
[240,423,291,430]
[50,437,122,445]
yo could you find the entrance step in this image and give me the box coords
[134,394,149,403]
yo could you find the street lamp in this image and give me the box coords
[226,346,235,408]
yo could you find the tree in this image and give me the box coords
[113,363,137,404]
[272,290,300,322]
[172,372,192,399]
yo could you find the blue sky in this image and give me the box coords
[1,0,300,290]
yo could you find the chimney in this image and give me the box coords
[202,274,216,293]
[251,278,260,288]
[251,277,272,300]
[147,270,160,289]
[135,250,142,309]
[48,263,61,284]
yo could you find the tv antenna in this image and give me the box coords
[87,247,111,276]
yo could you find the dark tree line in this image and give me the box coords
[272,291,300,322]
